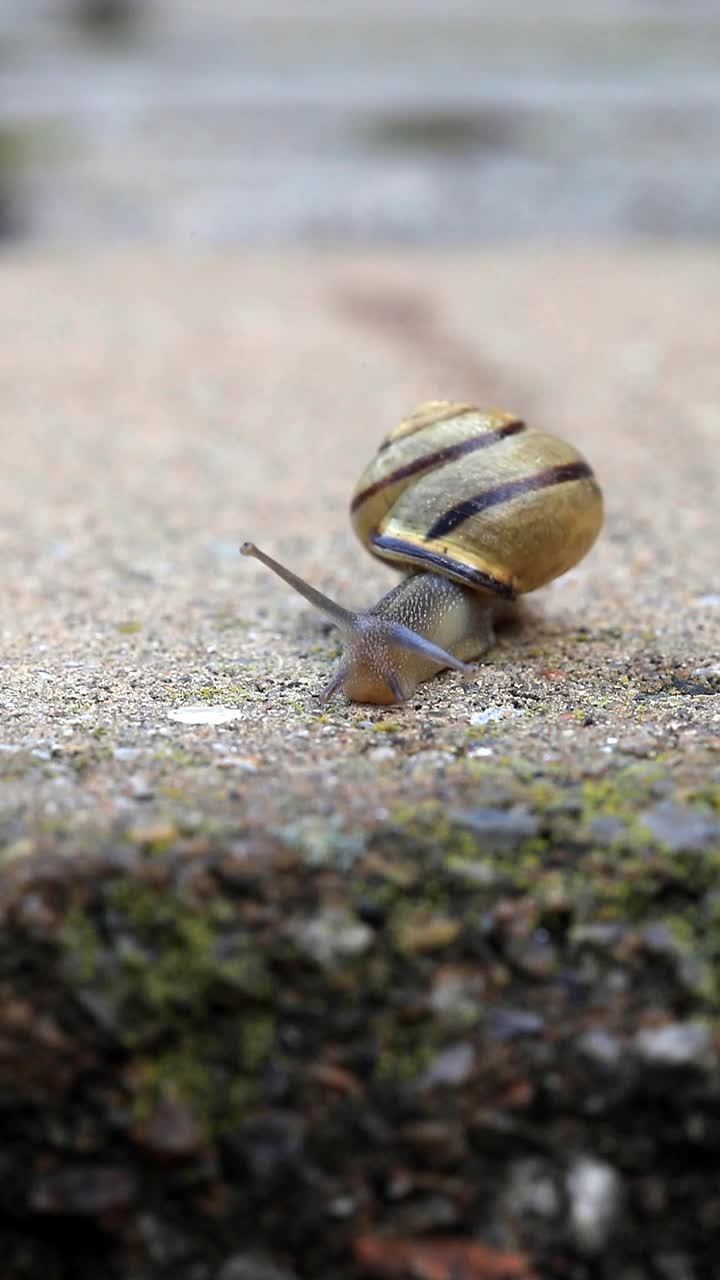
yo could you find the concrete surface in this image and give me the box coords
[1,246,718,847]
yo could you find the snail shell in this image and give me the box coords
[242,401,603,704]
[351,401,603,599]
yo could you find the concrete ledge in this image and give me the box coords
[0,248,718,1276]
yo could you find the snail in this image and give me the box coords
[241,401,603,705]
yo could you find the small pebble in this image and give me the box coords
[492,1007,544,1039]
[617,734,657,758]
[634,1021,712,1067]
[429,970,484,1023]
[130,1094,203,1157]
[469,705,513,727]
[129,778,154,801]
[168,704,245,726]
[566,1156,623,1253]
[578,1028,623,1067]
[215,756,258,772]
[281,816,364,867]
[504,1157,560,1219]
[452,805,539,850]
[326,1194,357,1219]
[640,802,720,853]
[421,1042,475,1088]
[292,908,373,967]
[218,1256,300,1280]
[571,922,625,950]
[587,815,625,845]
[395,916,461,953]
[127,822,177,847]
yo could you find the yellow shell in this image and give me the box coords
[350,401,603,599]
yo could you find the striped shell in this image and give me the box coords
[350,401,603,600]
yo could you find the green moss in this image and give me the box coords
[60,881,276,1132]
[133,1044,215,1125]
[61,907,102,983]
[577,768,659,818]
[375,1025,436,1084]
[106,880,272,1009]
[53,754,720,1144]
[133,1012,274,1131]
[369,758,720,1009]
[526,779,556,809]
[241,1011,275,1069]
[690,783,720,814]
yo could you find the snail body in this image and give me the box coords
[242,401,603,704]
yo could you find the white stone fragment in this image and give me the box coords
[566,1156,623,1253]
[168,704,245,726]
[634,1021,712,1066]
[469,705,513,726]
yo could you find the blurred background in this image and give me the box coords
[2,0,720,250]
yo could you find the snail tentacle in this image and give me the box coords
[240,542,356,628]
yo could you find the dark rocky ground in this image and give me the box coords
[0,248,719,1278]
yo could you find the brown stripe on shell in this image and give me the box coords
[351,419,526,514]
[376,402,477,452]
[370,534,517,599]
[426,460,595,542]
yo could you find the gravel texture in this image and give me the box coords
[0,247,719,1278]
